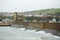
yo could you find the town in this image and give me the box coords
[0,11,60,31]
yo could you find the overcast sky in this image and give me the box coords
[0,0,60,12]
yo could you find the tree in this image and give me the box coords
[30,16,34,22]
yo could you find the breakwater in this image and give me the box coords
[20,22,60,31]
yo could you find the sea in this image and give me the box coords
[0,25,60,40]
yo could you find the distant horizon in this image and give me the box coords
[0,8,60,12]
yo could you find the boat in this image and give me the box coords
[0,22,11,26]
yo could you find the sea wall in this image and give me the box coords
[22,22,60,31]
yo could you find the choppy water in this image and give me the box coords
[0,26,60,40]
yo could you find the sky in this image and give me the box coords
[0,0,60,12]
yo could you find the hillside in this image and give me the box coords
[0,8,60,15]
[19,8,60,15]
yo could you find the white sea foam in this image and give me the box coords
[0,27,60,40]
